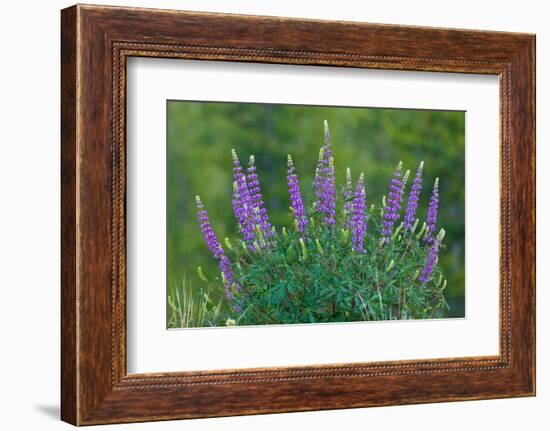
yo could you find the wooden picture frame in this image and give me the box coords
[61,4,535,425]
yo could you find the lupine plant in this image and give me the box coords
[191,121,449,327]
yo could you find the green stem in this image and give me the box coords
[374,268,384,319]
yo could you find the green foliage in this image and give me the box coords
[202,204,449,326]
[167,276,223,328]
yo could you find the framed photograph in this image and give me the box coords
[61,4,535,425]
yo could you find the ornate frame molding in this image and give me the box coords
[61,5,535,425]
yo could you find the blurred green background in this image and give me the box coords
[167,101,465,318]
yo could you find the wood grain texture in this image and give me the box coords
[60,4,536,425]
[60,5,78,425]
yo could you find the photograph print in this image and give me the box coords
[166,101,465,328]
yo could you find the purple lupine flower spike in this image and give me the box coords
[323,121,336,227]
[351,173,367,253]
[343,167,353,229]
[231,149,255,245]
[231,180,240,226]
[219,254,241,300]
[196,196,239,300]
[287,155,308,233]
[418,238,440,283]
[232,181,255,246]
[247,155,273,238]
[314,147,325,213]
[314,121,336,227]
[403,161,424,231]
[381,161,405,242]
[196,195,224,259]
[424,177,440,243]
[322,120,334,164]
[325,156,336,226]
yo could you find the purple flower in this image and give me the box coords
[381,161,405,242]
[195,195,224,259]
[219,254,241,300]
[403,161,424,230]
[343,167,353,229]
[418,238,440,283]
[247,155,273,238]
[351,173,367,253]
[232,149,255,245]
[314,121,336,227]
[287,155,308,233]
[424,178,439,243]
[196,196,238,301]
[323,119,334,160]
[314,147,324,211]
[325,157,336,226]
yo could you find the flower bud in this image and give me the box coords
[391,222,403,240]
[197,266,208,282]
[340,228,349,242]
[318,147,325,161]
[253,241,262,254]
[412,218,419,233]
[402,169,411,185]
[324,119,330,136]
[315,238,324,256]
[299,238,307,261]
[255,225,264,244]
[416,222,426,239]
